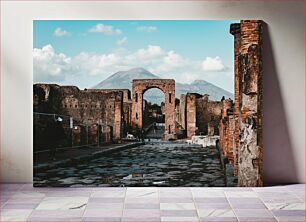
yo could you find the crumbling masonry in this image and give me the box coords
[219,20,263,186]
[33,84,131,146]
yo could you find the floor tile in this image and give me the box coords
[160,203,196,210]
[161,209,198,217]
[91,189,126,198]
[29,209,84,217]
[200,217,238,222]
[160,189,192,198]
[6,197,44,204]
[198,209,235,217]
[83,208,123,217]
[196,202,231,209]
[36,196,88,210]
[83,217,121,222]
[234,209,274,218]
[271,209,305,217]
[194,197,228,203]
[122,209,160,217]
[160,197,194,203]
[125,197,159,203]
[0,209,33,221]
[192,188,225,197]
[122,217,161,222]
[230,202,267,209]
[225,191,258,198]
[1,203,39,209]
[126,188,158,198]
[27,216,83,221]
[86,202,123,209]
[125,203,160,209]
[45,191,92,197]
[276,217,306,222]
[89,197,125,203]
[265,202,305,210]
[227,197,263,204]
[0,183,305,222]
[237,217,277,222]
[161,216,199,222]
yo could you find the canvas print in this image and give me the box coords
[33,20,263,187]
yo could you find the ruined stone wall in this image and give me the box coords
[196,95,222,136]
[238,20,263,187]
[186,93,200,139]
[230,23,241,176]
[219,98,235,163]
[178,94,186,130]
[33,84,124,140]
[223,20,263,187]
[87,89,132,130]
[87,89,131,103]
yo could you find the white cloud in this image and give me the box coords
[89,24,122,35]
[202,56,227,72]
[117,37,128,46]
[33,44,232,91]
[53,28,71,37]
[33,44,73,82]
[137,26,157,33]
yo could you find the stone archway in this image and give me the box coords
[131,79,176,140]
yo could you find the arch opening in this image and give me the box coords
[142,88,165,139]
[131,79,176,140]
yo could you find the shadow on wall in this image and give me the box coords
[262,22,298,185]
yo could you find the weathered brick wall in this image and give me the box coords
[87,89,132,130]
[33,84,124,140]
[230,23,241,176]
[178,94,187,130]
[219,98,235,163]
[131,79,176,140]
[186,93,200,139]
[87,89,131,103]
[196,95,222,136]
[225,20,263,186]
[238,20,263,187]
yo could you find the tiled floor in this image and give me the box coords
[0,184,305,222]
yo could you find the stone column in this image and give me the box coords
[238,20,263,187]
[164,80,176,140]
[186,94,197,139]
[230,23,241,176]
[114,92,123,140]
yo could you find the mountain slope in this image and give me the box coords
[93,67,159,89]
[92,68,233,103]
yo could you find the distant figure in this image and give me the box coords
[153,123,157,134]
[141,129,145,142]
[45,117,65,160]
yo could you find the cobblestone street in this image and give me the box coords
[34,141,228,187]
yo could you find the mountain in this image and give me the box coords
[93,67,158,89]
[92,67,233,103]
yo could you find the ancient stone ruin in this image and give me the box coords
[219,20,263,186]
[33,20,263,187]
[131,79,176,140]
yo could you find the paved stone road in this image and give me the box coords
[34,141,226,187]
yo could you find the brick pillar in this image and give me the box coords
[219,98,233,156]
[238,20,263,187]
[230,23,241,176]
[179,94,187,130]
[186,94,197,139]
[114,93,123,140]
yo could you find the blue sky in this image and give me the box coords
[33,20,238,92]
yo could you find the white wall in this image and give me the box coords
[1,1,305,184]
